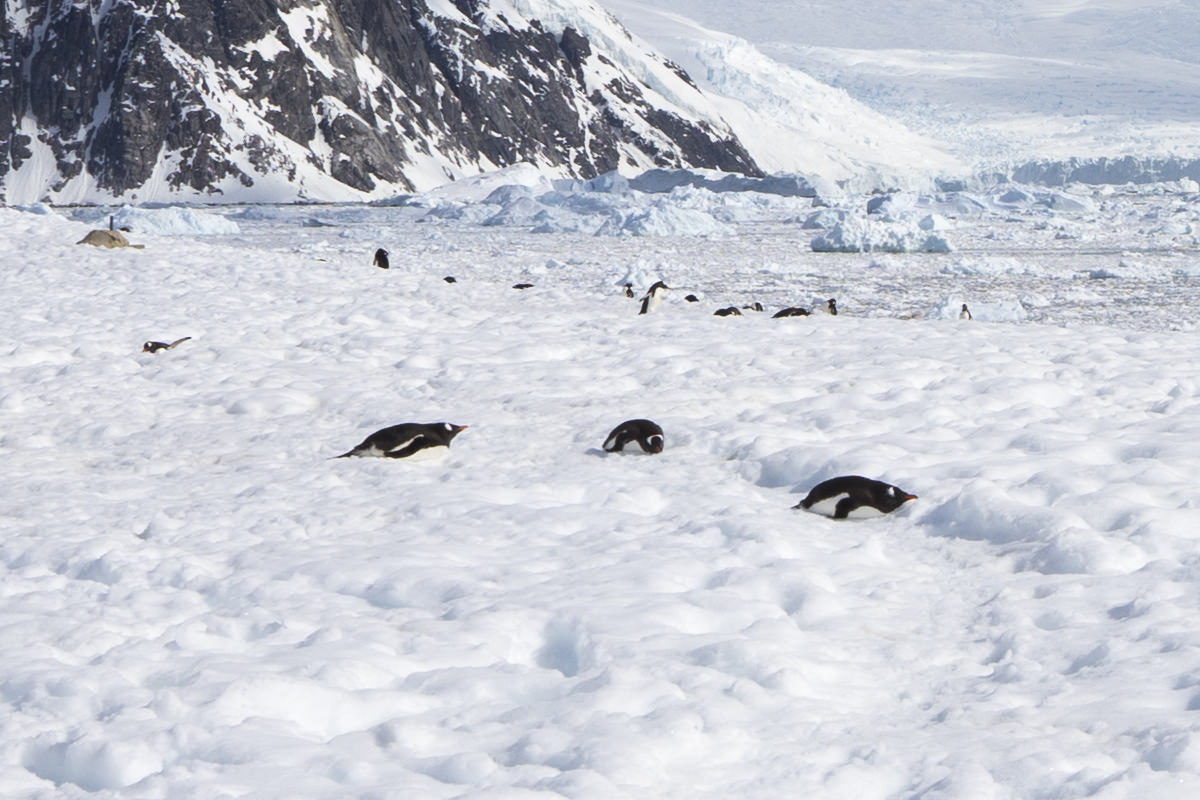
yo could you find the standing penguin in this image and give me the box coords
[959,303,972,320]
[793,475,916,519]
[823,298,838,316]
[638,281,670,315]
[624,282,636,298]
[602,419,665,454]
[334,422,467,459]
[373,248,390,269]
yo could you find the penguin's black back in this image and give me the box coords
[794,475,916,519]
[373,248,389,269]
[714,306,742,317]
[337,421,466,459]
[772,307,810,318]
[602,418,664,454]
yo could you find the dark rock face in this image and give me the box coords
[0,0,760,202]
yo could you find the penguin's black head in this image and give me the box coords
[879,483,917,512]
[375,248,388,258]
[646,434,664,453]
[443,422,468,440]
[648,280,670,293]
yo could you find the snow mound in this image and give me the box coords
[811,216,952,253]
[595,202,728,237]
[929,296,1028,322]
[111,206,240,235]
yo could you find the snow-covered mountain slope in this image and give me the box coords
[0,0,757,204]
[599,1,966,190]
[602,0,1200,182]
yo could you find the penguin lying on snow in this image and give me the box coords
[772,307,810,318]
[335,422,467,459]
[714,306,742,317]
[373,248,389,269]
[603,419,664,454]
[142,336,191,353]
[793,475,916,519]
[638,281,670,315]
[512,283,534,290]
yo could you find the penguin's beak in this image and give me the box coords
[902,493,918,501]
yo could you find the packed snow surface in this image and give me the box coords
[4,173,1200,798]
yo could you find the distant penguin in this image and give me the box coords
[624,282,635,298]
[742,302,764,312]
[335,421,467,459]
[142,336,191,353]
[602,418,664,454]
[373,248,390,269]
[793,475,917,519]
[444,276,457,283]
[714,306,742,317]
[959,303,972,320]
[772,307,810,318]
[638,281,670,315]
[824,298,838,316]
[684,294,700,303]
[512,282,534,290]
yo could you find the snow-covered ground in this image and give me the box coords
[4,173,1200,797]
[602,0,1200,178]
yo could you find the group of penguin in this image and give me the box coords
[334,417,917,520]
[144,248,922,521]
[629,279,839,320]
[376,247,858,320]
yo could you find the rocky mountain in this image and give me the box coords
[0,0,759,204]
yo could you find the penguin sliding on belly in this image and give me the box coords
[603,419,664,454]
[793,475,916,519]
[335,422,467,459]
[142,336,191,353]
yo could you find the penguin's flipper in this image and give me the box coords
[384,436,431,459]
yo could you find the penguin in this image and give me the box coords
[443,276,457,283]
[602,419,664,454]
[638,281,670,315]
[772,307,810,318]
[684,294,700,303]
[624,282,635,298]
[823,298,838,316]
[793,475,917,519]
[742,302,764,312]
[335,421,467,459]
[512,283,534,290]
[959,303,972,320]
[714,306,742,317]
[142,336,191,353]
[373,248,390,269]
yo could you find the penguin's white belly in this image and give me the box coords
[804,493,885,519]
[395,442,449,461]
